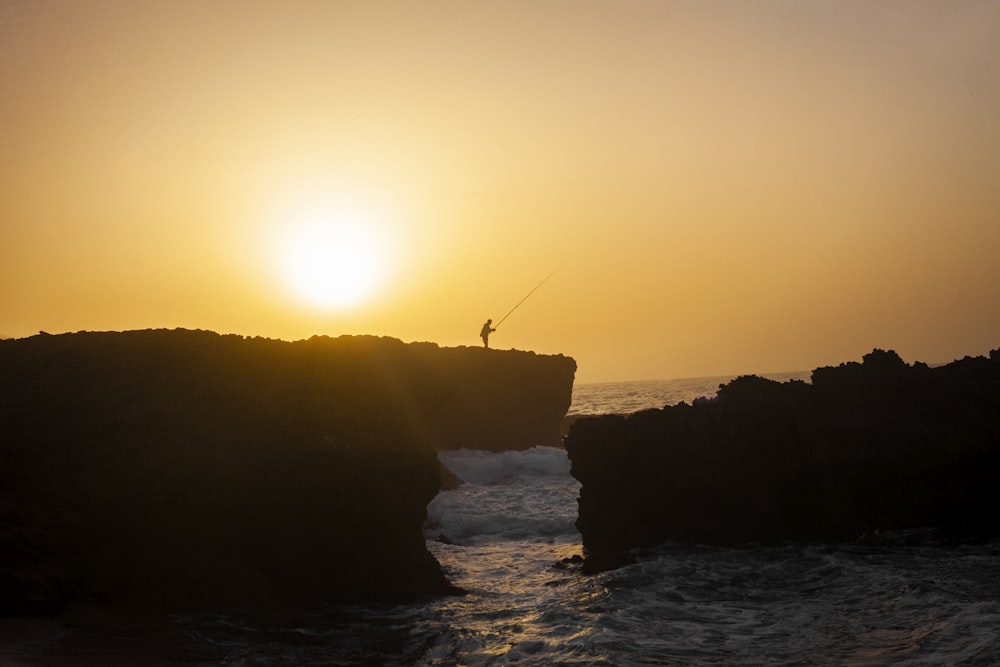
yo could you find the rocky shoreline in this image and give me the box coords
[566,348,1000,572]
[0,329,576,615]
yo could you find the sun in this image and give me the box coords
[277,208,388,310]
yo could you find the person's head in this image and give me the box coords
[487,319,492,324]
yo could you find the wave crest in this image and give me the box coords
[438,446,571,486]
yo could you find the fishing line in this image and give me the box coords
[494,263,566,329]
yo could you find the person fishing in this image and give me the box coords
[480,319,496,348]
[479,264,565,349]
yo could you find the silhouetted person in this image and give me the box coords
[480,319,496,348]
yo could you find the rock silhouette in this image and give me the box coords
[566,348,1000,572]
[0,329,575,614]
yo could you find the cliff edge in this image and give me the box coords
[0,329,576,614]
[566,348,1000,571]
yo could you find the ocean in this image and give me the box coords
[6,374,1000,665]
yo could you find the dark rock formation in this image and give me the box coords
[566,348,1000,571]
[0,329,575,614]
[418,344,576,451]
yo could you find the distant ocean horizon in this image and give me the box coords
[570,370,813,416]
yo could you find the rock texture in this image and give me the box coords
[566,349,1000,571]
[0,329,575,614]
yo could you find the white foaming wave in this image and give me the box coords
[426,449,581,543]
[425,502,576,543]
[438,446,571,486]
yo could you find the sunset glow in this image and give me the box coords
[276,207,389,310]
[2,1,999,382]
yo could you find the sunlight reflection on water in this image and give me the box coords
[568,371,812,416]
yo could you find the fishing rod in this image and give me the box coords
[494,264,566,329]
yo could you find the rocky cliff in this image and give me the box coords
[0,329,576,614]
[566,349,1000,571]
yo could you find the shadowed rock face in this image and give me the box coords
[566,349,1000,572]
[418,343,576,451]
[0,329,575,614]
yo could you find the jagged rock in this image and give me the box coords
[566,348,1000,571]
[0,329,575,614]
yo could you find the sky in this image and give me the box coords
[2,1,999,383]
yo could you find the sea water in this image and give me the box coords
[417,450,1000,666]
[566,371,812,417]
[10,375,1000,665]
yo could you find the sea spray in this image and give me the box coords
[437,446,572,485]
[426,447,579,544]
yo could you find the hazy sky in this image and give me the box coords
[3,1,999,382]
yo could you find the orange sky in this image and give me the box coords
[2,1,999,383]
